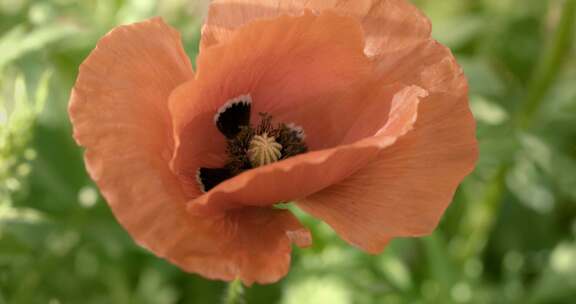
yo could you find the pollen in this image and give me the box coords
[248,133,283,167]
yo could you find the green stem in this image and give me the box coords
[468,0,576,260]
[224,279,244,304]
[460,164,508,261]
[517,0,576,129]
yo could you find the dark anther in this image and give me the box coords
[200,97,308,193]
[224,113,308,174]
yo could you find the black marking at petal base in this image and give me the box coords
[197,167,233,192]
[215,95,252,139]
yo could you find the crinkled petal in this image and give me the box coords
[169,79,229,194]
[376,39,466,95]
[69,17,308,285]
[170,207,311,285]
[187,85,428,216]
[171,11,375,182]
[292,14,477,254]
[201,0,430,58]
[296,90,478,253]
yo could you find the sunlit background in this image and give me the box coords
[1,0,576,303]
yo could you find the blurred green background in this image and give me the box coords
[1,0,576,303]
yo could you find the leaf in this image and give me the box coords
[34,69,52,114]
[548,155,576,201]
[421,233,458,289]
[506,152,554,213]
[458,57,506,96]
[0,24,77,69]
[117,0,158,24]
[282,276,353,304]
[134,268,178,304]
[520,134,576,201]
[527,242,576,303]
[471,95,510,125]
[377,253,413,292]
[433,15,484,48]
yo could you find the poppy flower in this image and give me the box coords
[69,0,478,285]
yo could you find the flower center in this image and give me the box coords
[196,95,308,192]
[248,133,283,167]
[225,113,307,176]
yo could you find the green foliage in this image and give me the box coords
[1,0,576,303]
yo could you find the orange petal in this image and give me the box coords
[201,0,430,57]
[296,89,478,253]
[69,18,308,285]
[171,11,375,180]
[292,24,477,254]
[168,207,311,285]
[187,85,428,216]
[376,39,466,95]
[169,79,229,195]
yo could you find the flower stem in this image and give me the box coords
[516,0,576,129]
[224,279,244,304]
[473,0,576,260]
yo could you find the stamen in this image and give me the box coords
[285,123,306,140]
[248,133,283,167]
[197,109,308,193]
[275,123,308,158]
